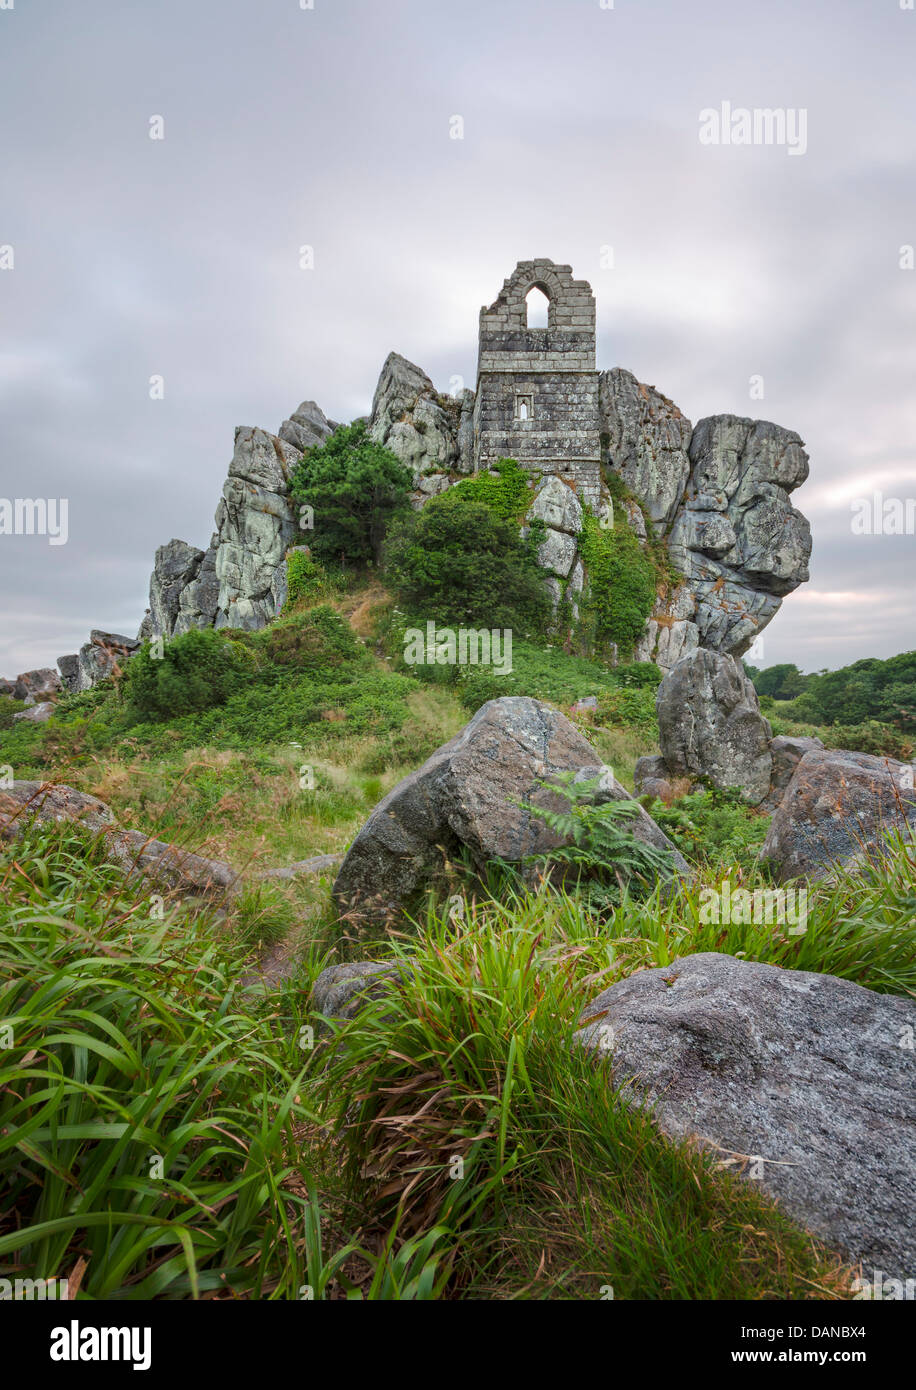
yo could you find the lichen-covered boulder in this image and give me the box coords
[759,734,825,813]
[311,961,402,1023]
[12,701,54,724]
[333,696,686,921]
[656,648,773,803]
[760,748,916,881]
[58,631,140,692]
[0,667,61,703]
[666,415,812,656]
[369,352,461,483]
[574,952,916,1283]
[277,398,334,454]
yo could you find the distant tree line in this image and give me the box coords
[744,653,916,731]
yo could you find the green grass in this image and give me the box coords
[313,872,912,1299]
[0,820,452,1299]
[4,584,915,1301]
[4,794,914,1299]
[307,828,915,1299]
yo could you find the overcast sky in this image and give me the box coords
[1,0,914,677]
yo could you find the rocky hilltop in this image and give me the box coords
[36,260,811,691]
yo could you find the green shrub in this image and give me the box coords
[449,456,533,520]
[391,633,619,711]
[646,788,769,874]
[385,491,552,633]
[0,820,316,1298]
[290,420,413,567]
[315,888,864,1300]
[576,510,657,658]
[766,651,916,731]
[260,604,362,670]
[0,694,28,729]
[615,660,663,690]
[768,713,913,762]
[125,628,255,722]
[522,771,680,910]
[594,683,658,736]
[283,551,336,609]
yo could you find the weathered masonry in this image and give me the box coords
[473,259,602,505]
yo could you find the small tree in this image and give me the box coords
[290,421,413,567]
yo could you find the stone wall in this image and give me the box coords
[473,260,602,508]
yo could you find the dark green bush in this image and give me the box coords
[125,628,255,721]
[616,660,664,689]
[290,420,413,567]
[756,651,916,731]
[449,456,533,520]
[386,491,552,633]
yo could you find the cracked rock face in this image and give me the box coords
[123,346,811,679]
[369,351,462,485]
[595,379,812,664]
[131,400,334,660]
[332,695,684,921]
[141,538,206,640]
[212,426,302,630]
[58,631,140,692]
[633,582,699,670]
[599,368,693,534]
[574,952,916,1283]
[666,415,812,656]
[656,647,773,803]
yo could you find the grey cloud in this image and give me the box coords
[1,0,914,676]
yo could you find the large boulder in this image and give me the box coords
[0,781,115,835]
[333,696,686,922]
[759,733,825,813]
[0,667,62,703]
[666,415,812,656]
[656,648,773,804]
[760,748,916,882]
[574,952,916,1282]
[12,701,54,724]
[369,352,462,485]
[58,631,141,692]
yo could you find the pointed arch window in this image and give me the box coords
[525,285,550,329]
